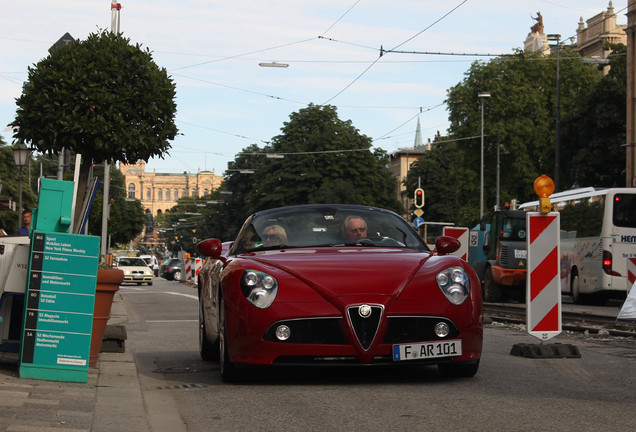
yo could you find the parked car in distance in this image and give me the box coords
[116,257,154,285]
[196,204,483,383]
[160,258,182,281]
[139,254,159,276]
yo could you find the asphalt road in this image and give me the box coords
[121,277,636,432]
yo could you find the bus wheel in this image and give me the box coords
[571,272,581,304]
[484,267,503,303]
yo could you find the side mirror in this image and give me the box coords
[196,238,223,259]
[435,235,460,255]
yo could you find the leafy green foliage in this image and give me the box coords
[0,140,37,234]
[181,105,402,241]
[407,47,623,229]
[11,31,177,164]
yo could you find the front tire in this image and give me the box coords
[219,298,240,383]
[173,270,182,282]
[483,267,502,302]
[199,294,219,361]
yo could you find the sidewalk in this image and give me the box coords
[0,291,148,432]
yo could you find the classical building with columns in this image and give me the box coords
[119,161,224,216]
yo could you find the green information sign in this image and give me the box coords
[19,231,100,382]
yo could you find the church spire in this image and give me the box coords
[414,117,423,149]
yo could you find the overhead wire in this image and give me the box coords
[320,0,470,104]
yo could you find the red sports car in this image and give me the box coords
[196,204,482,382]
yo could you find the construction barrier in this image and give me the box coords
[526,212,561,341]
[184,259,192,283]
[194,258,202,282]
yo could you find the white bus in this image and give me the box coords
[520,187,636,304]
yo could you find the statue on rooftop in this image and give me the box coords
[531,12,544,34]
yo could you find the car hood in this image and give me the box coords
[238,247,433,300]
[117,266,152,273]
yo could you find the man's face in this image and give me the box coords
[263,228,283,246]
[344,217,367,242]
[23,212,31,226]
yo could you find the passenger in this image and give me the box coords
[342,216,367,243]
[262,225,288,247]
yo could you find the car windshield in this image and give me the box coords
[118,257,148,267]
[231,205,428,254]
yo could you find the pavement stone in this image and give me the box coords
[0,291,147,432]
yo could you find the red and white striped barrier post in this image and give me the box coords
[194,258,202,281]
[185,259,192,283]
[526,212,561,341]
[442,226,469,261]
[628,258,636,288]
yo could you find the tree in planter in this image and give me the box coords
[9,31,178,228]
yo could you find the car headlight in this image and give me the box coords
[436,266,470,305]
[241,270,278,308]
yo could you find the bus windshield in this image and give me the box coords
[613,193,636,228]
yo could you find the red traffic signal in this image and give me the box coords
[414,188,425,208]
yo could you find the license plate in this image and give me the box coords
[393,340,462,361]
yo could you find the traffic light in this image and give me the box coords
[414,188,425,208]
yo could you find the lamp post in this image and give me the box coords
[12,140,32,227]
[547,34,561,192]
[478,92,491,219]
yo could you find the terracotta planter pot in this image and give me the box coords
[90,269,124,366]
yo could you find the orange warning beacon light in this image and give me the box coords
[533,175,555,214]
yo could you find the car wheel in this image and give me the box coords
[483,267,502,303]
[173,270,182,282]
[136,282,142,286]
[219,298,239,383]
[199,294,220,361]
[438,360,480,378]
[148,281,153,286]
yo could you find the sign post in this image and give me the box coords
[526,212,561,341]
[511,175,579,358]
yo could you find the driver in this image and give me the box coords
[342,216,367,243]
[262,224,288,247]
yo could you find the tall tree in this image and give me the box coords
[9,31,178,229]
[561,43,627,187]
[194,105,402,240]
[417,49,605,228]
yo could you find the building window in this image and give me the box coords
[192,189,197,197]
[166,189,171,201]
[174,188,178,199]
[158,189,163,201]
[146,189,151,201]
[128,183,136,199]
[204,189,209,196]
[182,188,187,197]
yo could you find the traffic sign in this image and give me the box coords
[413,217,425,228]
[413,208,423,217]
[442,227,469,261]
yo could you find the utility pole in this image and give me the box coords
[101,1,121,260]
[627,0,636,187]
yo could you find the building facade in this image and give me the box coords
[119,162,224,216]
[575,1,626,61]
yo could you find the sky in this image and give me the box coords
[0,0,626,176]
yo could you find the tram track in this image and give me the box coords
[484,303,636,338]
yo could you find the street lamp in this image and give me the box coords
[478,92,491,219]
[12,140,32,226]
[547,34,561,192]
